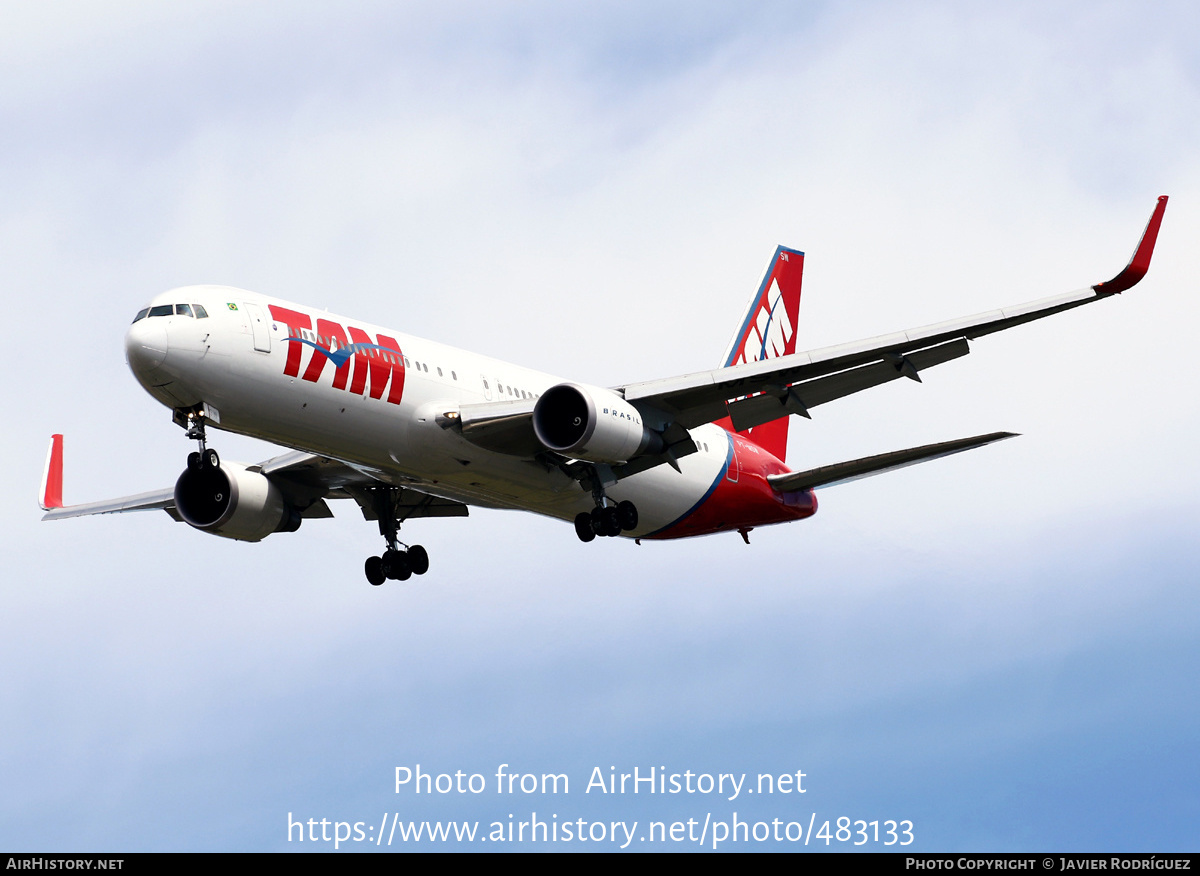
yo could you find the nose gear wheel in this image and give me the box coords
[179,407,221,472]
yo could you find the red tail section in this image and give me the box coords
[715,246,805,462]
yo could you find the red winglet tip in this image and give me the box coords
[1093,195,1168,294]
[40,434,64,510]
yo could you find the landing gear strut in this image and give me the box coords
[364,488,430,586]
[179,408,220,471]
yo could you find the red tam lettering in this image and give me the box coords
[346,327,406,405]
[268,305,312,378]
[301,318,352,389]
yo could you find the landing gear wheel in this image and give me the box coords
[383,549,412,581]
[408,545,429,575]
[187,451,202,471]
[617,500,638,532]
[574,512,596,543]
[365,556,385,586]
[602,506,622,537]
[590,507,605,535]
[203,448,220,469]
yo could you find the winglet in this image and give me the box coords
[40,434,64,510]
[1093,195,1168,294]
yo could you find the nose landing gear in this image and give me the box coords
[177,407,221,471]
[187,448,220,471]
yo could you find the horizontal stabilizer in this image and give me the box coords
[766,431,1017,492]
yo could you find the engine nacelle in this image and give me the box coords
[174,461,301,542]
[532,382,663,463]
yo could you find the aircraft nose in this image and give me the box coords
[125,317,169,377]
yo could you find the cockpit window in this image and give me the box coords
[136,302,206,322]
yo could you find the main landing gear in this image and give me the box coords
[572,478,639,545]
[574,500,638,542]
[364,545,429,586]
[572,465,639,543]
[364,488,430,586]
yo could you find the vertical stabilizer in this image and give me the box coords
[716,246,805,461]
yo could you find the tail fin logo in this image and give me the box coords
[716,245,805,463]
[729,277,795,366]
[721,245,804,370]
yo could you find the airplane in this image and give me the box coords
[40,197,1168,586]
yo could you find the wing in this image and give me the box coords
[622,196,1168,432]
[39,435,467,525]
[450,198,1166,462]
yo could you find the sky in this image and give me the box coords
[2,0,1199,852]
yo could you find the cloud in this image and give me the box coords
[3,0,1198,851]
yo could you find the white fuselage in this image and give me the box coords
[124,285,749,538]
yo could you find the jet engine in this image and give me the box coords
[532,382,663,463]
[174,461,302,542]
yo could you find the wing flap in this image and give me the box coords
[345,485,469,521]
[726,338,971,432]
[767,431,1017,492]
[457,398,540,456]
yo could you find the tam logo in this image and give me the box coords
[731,277,795,366]
[268,305,406,405]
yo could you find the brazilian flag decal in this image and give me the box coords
[227,303,238,311]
